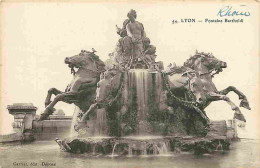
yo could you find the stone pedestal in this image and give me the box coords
[7,103,37,133]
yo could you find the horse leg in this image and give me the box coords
[39,92,76,121]
[45,88,62,107]
[219,86,251,110]
[207,92,246,123]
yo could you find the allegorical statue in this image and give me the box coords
[115,9,160,69]
[38,50,106,121]
[143,37,157,66]
[115,19,133,69]
[164,51,251,126]
[126,9,146,59]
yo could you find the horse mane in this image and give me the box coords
[79,50,106,73]
[183,51,213,69]
[89,54,106,73]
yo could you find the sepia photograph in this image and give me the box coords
[0,1,259,168]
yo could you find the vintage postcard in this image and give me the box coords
[0,1,259,168]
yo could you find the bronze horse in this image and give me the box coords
[166,51,250,125]
[38,50,106,121]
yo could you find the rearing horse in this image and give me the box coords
[38,50,106,121]
[166,51,250,124]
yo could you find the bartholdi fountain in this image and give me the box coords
[38,9,251,155]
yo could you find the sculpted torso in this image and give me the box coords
[96,78,112,102]
[126,21,144,40]
[168,74,189,89]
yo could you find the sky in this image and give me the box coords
[1,2,259,138]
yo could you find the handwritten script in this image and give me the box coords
[217,6,250,17]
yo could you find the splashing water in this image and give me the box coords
[69,106,80,137]
[92,144,96,155]
[156,142,169,155]
[142,143,148,156]
[111,143,118,157]
[128,144,133,157]
[95,108,107,136]
[123,136,165,140]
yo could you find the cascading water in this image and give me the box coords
[156,141,169,155]
[121,136,171,156]
[128,144,133,157]
[128,70,149,135]
[142,143,147,156]
[81,69,170,156]
[95,108,107,136]
[92,144,96,155]
[126,69,163,135]
[70,106,80,137]
[70,95,108,137]
[65,69,223,157]
[133,70,149,125]
[111,142,118,157]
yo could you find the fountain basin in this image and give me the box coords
[57,135,231,156]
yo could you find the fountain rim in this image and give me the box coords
[128,69,160,73]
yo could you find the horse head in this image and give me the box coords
[185,52,227,76]
[65,50,106,75]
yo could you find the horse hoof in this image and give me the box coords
[38,108,54,121]
[38,114,47,121]
[37,118,43,121]
[233,113,246,122]
[240,100,251,110]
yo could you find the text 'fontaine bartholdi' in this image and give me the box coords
[172,5,250,24]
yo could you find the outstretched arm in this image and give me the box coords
[81,103,98,121]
